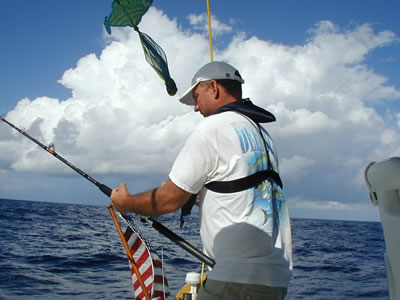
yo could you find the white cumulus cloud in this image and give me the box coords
[1,8,399,219]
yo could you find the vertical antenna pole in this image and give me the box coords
[206,0,214,61]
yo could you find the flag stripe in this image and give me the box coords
[120,214,169,300]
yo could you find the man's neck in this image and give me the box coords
[216,96,239,110]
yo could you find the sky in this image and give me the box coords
[1,0,400,222]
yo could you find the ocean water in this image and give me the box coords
[0,198,388,299]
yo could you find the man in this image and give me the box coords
[111,61,293,300]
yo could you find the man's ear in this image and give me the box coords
[210,80,220,99]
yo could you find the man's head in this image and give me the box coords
[179,61,245,113]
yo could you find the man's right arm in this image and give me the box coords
[111,179,192,216]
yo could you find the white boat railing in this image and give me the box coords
[365,157,400,300]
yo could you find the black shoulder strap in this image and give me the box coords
[180,194,197,228]
[205,169,282,193]
[180,169,283,227]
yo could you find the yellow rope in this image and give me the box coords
[200,263,206,285]
[206,0,213,61]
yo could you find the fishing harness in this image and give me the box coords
[180,98,283,227]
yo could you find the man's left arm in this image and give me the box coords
[111,179,192,216]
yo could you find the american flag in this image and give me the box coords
[122,215,170,300]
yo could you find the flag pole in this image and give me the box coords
[108,205,151,300]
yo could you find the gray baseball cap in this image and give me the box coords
[179,61,245,105]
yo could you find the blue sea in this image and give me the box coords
[0,198,388,299]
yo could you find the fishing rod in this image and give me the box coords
[0,116,112,196]
[0,116,215,268]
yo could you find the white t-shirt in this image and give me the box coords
[169,111,293,287]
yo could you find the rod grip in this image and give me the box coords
[148,217,215,268]
[99,184,112,197]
